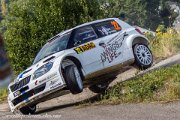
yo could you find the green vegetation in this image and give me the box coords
[99,64,180,104]
[149,28,180,59]
[2,0,102,74]
[0,88,7,103]
[100,0,178,30]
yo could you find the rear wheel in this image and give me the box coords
[89,82,109,93]
[19,105,36,115]
[64,64,83,94]
[133,44,153,69]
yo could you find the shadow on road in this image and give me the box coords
[35,93,102,114]
[35,68,132,114]
[35,75,120,114]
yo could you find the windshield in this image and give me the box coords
[33,32,71,64]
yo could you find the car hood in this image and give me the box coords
[15,51,65,82]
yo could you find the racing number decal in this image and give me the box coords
[74,42,96,54]
[111,21,121,31]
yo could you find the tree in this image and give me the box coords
[100,0,179,30]
[2,0,102,74]
[101,0,148,28]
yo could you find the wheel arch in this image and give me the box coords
[61,55,85,77]
[63,56,82,68]
[132,37,149,47]
[125,34,149,48]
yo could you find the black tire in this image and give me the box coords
[64,64,83,94]
[19,105,36,115]
[133,44,153,69]
[89,83,109,93]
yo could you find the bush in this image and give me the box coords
[149,28,180,59]
[0,88,7,102]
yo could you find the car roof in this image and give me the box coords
[60,18,117,34]
[74,18,117,29]
[48,18,118,42]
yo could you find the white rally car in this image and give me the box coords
[8,18,153,114]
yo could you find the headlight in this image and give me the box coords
[33,62,53,80]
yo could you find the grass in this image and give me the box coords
[97,64,180,104]
[0,88,8,103]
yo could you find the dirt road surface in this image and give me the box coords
[1,54,180,120]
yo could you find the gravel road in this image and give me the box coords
[1,54,180,120]
[1,102,180,120]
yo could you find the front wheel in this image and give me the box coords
[133,44,153,69]
[64,64,83,94]
[19,105,36,115]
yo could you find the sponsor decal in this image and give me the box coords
[111,21,121,31]
[35,80,38,85]
[39,78,46,84]
[50,79,59,86]
[100,32,128,63]
[47,73,58,79]
[74,42,96,54]
[39,73,58,84]
[13,90,21,97]
[50,83,61,89]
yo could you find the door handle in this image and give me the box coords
[99,41,105,46]
[123,32,129,37]
[123,32,129,38]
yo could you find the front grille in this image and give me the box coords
[12,83,46,106]
[10,76,31,92]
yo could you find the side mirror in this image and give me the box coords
[99,41,105,46]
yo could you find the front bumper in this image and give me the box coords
[8,71,66,113]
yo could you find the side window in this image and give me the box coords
[94,20,121,37]
[73,26,97,46]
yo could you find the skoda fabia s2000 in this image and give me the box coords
[8,18,153,114]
